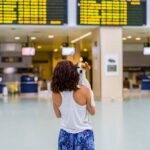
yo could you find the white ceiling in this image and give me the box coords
[123,27,150,43]
[0,26,150,52]
[0,25,96,51]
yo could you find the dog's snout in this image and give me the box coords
[80,70,82,74]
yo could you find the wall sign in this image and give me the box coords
[105,54,119,76]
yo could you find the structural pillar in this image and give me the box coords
[92,27,123,101]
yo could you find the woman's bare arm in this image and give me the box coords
[86,88,96,115]
[52,92,61,118]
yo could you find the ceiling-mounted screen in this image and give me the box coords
[0,0,67,25]
[77,0,146,26]
[143,47,150,55]
[22,47,35,56]
[62,47,75,56]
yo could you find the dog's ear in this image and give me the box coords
[81,63,86,69]
[85,62,91,70]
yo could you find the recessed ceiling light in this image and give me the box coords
[31,37,36,40]
[136,37,141,41]
[83,48,88,52]
[15,37,20,40]
[48,35,54,38]
[37,45,42,49]
[123,37,126,41]
[54,48,58,52]
[127,36,132,39]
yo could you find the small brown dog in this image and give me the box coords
[77,62,95,107]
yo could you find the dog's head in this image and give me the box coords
[77,62,90,75]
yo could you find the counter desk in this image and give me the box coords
[141,75,150,90]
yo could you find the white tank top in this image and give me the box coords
[59,91,92,133]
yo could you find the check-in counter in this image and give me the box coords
[0,76,3,93]
[20,75,38,93]
[141,75,150,90]
[0,84,3,93]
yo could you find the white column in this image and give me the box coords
[92,27,123,101]
[92,28,101,100]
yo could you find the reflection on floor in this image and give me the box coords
[0,94,150,150]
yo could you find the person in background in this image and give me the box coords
[123,77,130,89]
[51,60,95,150]
[41,79,47,91]
[38,78,47,91]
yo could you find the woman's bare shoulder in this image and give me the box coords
[77,85,90,95]
[52,92,61,96]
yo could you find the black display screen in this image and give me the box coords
[1,57,22,63]
[0,0,68,25]
[77,0,146,26]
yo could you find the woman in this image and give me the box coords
[51,60,96,150]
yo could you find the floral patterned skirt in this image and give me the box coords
[58,129,95,150]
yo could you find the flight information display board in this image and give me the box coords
[77,0,146,26]
[0,0,67,25]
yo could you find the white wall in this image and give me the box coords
[124,44,144,51]
[124,51,150,67]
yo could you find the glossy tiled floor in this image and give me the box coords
[0,93,150,150]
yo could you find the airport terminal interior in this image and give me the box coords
[0,0,150,149]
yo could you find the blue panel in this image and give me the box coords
[21,84,38,93]
[0,84,3,93]
[21,76,35,82]
[141,75,150,90]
